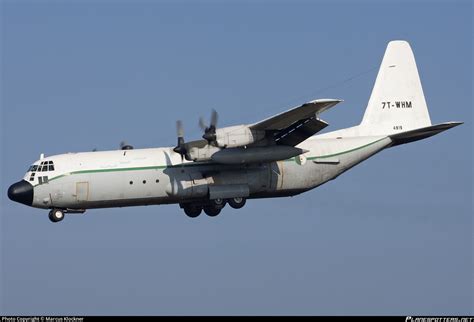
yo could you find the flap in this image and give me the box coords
[275,117,328,146]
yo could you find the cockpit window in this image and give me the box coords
[28,161,55,175]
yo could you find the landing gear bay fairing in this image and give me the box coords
[8,41,462,222]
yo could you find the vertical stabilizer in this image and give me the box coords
[360,40,432,135]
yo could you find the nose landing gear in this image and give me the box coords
[48,209,64,223]
[47,208,85,223]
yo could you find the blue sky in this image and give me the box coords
[1,0,472,315]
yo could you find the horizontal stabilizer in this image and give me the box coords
[389,122,463,147]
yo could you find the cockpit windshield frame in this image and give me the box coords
[28,161,55,183]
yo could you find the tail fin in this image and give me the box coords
[360,40,432,135]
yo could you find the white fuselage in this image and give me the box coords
[25,134,391,210]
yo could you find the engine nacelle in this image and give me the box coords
[187,144,221,162]
[211,146,307,165]
[215,125,265,148]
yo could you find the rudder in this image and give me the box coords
[360,40,432,135]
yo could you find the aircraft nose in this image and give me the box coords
[8,180,34,206]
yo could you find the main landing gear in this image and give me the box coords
[227,197,246,209]
[180,197,246,218]
[183,204,202,218]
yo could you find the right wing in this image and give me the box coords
[250,99,342,146]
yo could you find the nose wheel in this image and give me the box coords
[48,209,65,223]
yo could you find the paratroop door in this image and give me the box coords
[76,182,89,202]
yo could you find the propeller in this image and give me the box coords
[173,120,187,161]
[199,109,218,144]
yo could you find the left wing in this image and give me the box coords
[250,99,342,146]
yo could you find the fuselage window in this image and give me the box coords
[37,176,48,185]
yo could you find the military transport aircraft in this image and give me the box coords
[8,40,462,222]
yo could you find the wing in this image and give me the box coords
[250,98,342,146]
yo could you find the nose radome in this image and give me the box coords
[8,180,34,206]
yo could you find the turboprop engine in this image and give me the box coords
[213,125,265,148]
[199,110,265,148]
[174,110,301,164]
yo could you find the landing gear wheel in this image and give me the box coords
[183,205,202,218]
[228,197,246,209]
[210,198,226,209]
[203,205,221,217]
[48,209,65,223]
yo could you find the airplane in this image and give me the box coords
[7,40,462,223]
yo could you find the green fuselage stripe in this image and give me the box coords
[306,137,386,160]
[37,138,386,187]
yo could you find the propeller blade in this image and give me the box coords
[199,117,207,132]
[210,109,218,129]
[173,121,187,162]
[201,109,219,143]
[176,120,184,138]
